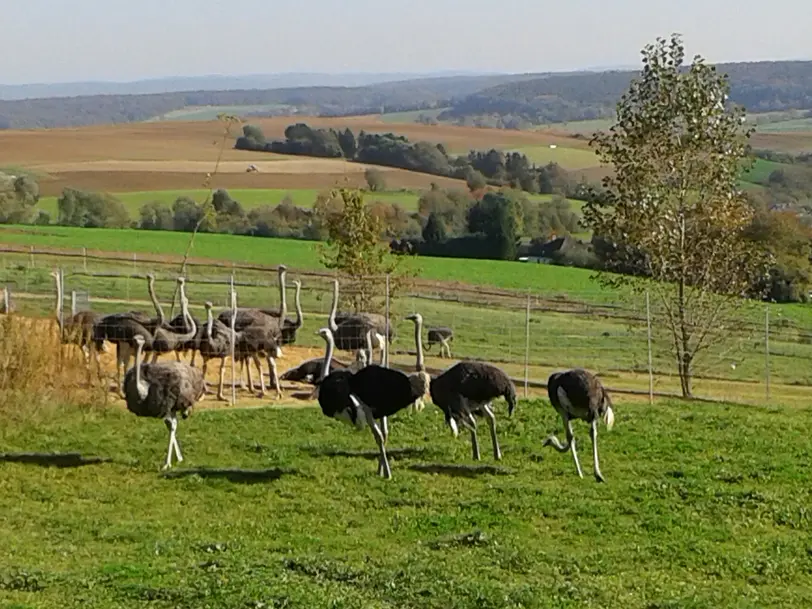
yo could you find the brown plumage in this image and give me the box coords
[50,270,105,380]
[544,368,615,483]
[429,360,517,462]
[124,334,205,470]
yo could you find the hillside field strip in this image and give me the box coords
[34,189,583,219]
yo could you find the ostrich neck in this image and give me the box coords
[53,273,63,331]
[320,334,335,382]
[278,270,288,321]
[135,342,148,400]
[206,308,214,340]
[177,285,197,342]
[366,329,373,357]
[148,278,166,325]
[293,283,303,329]
[414,318,425,372]
[328,280,339,332]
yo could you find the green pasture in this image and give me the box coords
[0,226,603,297]
[1,397,810,608]
[36,189,425,219]
[741,158,788,184]
[535,118,616,134]
[507,145,599,170]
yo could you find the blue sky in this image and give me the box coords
[0,0,809,84]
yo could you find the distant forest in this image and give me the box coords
[1,61,812,129]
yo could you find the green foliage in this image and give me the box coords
[467,191,523,260]
[364,167,387,192]
[422,211,447,244]
[465,167,487,192]
[234,123,266,150]
[585,33,771,397]
[56,188,130,228]
[138,201,173,230]
[318,188,416,312]
[0,172,39,224]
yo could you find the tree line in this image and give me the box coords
[235,122,575,196]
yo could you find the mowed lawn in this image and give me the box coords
[0,398,810,608]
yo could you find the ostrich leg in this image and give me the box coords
[363,408,391,479]
[481,403,502,460]
[380,417,389,444]
[590,419,605,483]
[543,416,584,479]
[162,417,182,470]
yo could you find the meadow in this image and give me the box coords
[1,396,810,608]
[35,188,583,219]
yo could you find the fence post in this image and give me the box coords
[646,290,654,406]
[83,247,88,272]
[71,290,77,317]
[29,246,34,269]
[384,274,390,368]
[230,275,237,406]
[765,306,770,401]
[58,268,65,341]
[524,292,531,399]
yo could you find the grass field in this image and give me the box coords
[378,108,450,123]
[1,397,811,608]
[148,104,296,122]
[34,188,585,220]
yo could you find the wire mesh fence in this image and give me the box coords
[2,244,812,406]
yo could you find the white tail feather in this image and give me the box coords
[603,405,615,430]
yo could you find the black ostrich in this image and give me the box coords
[543,368,615,482]
[314,327,426,479]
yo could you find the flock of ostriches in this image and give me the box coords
[39,265,616,482]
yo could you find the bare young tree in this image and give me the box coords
[583,33,770,397]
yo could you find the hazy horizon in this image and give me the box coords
[1,0,810,86]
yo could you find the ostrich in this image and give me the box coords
[429,359,517,462]
[326,279,386,363]
[404,313,433,413]
[50,271,105,377]
[123,334,205,470]
[217,264,288,330]
[315,326,427,479]
[149,281,199,363]
[280,279,303,345]
[94,276,189,395]
[426,326,454,359]
[235,319,284,399]
[543,368,615,483]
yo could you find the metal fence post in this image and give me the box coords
[230,275,237,406]
[29,246,34,269]
[83,247,88,273]
[765,306,770,401]
[524,292,531,399]
[71,290,77,317]
[58,268,65,340]
[646,290,654,405]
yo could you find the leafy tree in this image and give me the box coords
[0,172,39,224]
[465,168,487,192]
[467,191,523,260]
[583,33,771,397]
[139,201,173,230]
[364,168,387,192]
[422,211,447,244]
[338,128,357,158]
[318,188,416,312]
[56,188,130,228]
[172,196,206,232]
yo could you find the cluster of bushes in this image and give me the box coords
[234,123,578,197]
[0,171,46,225]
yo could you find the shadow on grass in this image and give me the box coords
[0,452,113,468]
[408,463,516,478]
[161,466,297,484]
[309,446,435,461]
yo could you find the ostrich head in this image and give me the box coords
[405,313,422,324]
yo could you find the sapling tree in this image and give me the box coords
[583,34,771,397]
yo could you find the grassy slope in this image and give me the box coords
[0,399,810,608]
[35,189,584,218]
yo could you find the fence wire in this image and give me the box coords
[2,246,811,406]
